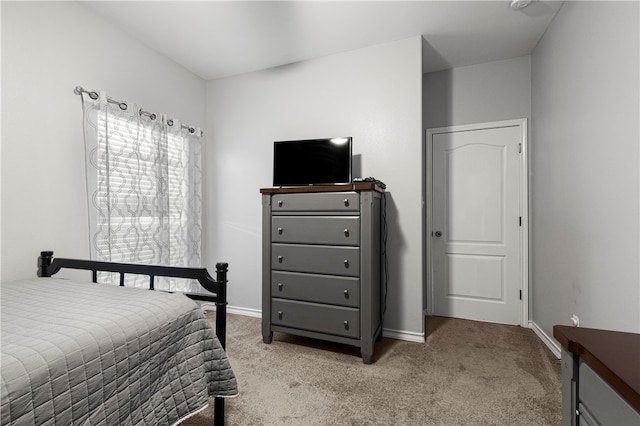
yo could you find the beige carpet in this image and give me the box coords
[182,313,561,425]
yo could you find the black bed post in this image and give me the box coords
[37,251,54,277]
[214,262,228,426]
[214,262,228,349]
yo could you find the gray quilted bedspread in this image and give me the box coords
[0,277,238,425]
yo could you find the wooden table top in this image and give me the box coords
[260,183,385,194]
[553,325,640,412]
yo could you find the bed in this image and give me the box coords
[1,251,238,426]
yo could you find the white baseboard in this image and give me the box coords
[529,321,561,359]
[382,328,425,343]
[200,302,262,318]
[203,304,426,343]
[227,305,262,318]
[204,305,562,352]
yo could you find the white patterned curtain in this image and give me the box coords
[80,90,202,292]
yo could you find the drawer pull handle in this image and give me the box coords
[278,227,283,235]
[278,311,283,319]
[343,199,349,207]
[278,200,283,207]
[278,256,284,263]
[278,283,283,291]
[343,289,349,299]
[343,259,349,268]
[343,229,349,237]
[343,320,349,330]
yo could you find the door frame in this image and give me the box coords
[425,118,529,327]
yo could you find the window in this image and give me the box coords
[88,109,202,290]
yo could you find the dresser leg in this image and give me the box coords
[362,352,373,364]
[263,332,273,344]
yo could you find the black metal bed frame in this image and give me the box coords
[37,251,229,426]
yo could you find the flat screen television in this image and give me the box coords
[273,137,352,186]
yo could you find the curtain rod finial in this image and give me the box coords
[74,86,83,95]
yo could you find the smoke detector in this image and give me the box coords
[510,0,533,10]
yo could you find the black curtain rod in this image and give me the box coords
[74,86,203,136]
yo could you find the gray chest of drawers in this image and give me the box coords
[261,185,384,364]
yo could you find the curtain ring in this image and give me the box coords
[89,91,99,100]
[138,109,156,120]
[119,102,128,111]
[167,119,174,126]
[188,127,195,134]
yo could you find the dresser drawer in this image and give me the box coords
[272,192,359,212]
[272,271,360,307]
[578,361,640,425]
[272,298,360,338]
[272,216,360,246]
[272,243,360,277]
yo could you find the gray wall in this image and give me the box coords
[1,2,206,281]
[205,37,425,339]
[423,56,531,130]
[531,1,640,337]
[422,56,532,312]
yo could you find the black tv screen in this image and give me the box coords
[273,137,352,186]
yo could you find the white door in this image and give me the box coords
[429,120,526,325]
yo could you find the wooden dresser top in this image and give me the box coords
[260,183,385,194]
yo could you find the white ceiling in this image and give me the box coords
[82,1,563,81]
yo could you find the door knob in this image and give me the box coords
[434,231,443,237]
